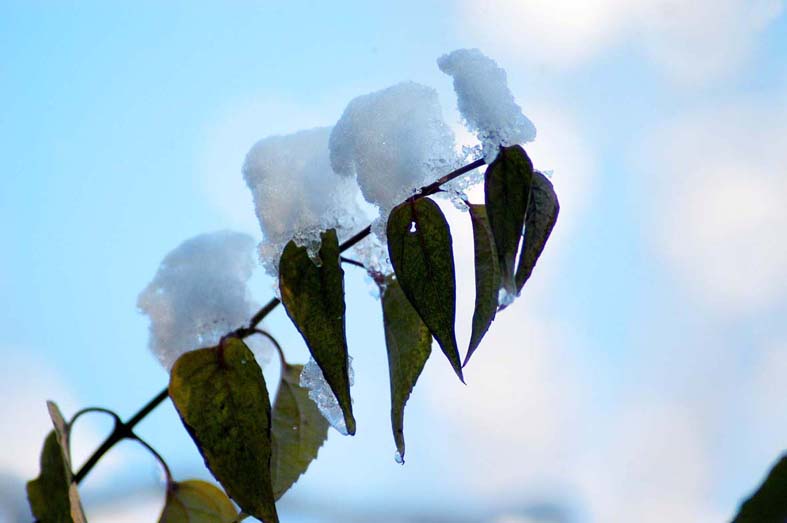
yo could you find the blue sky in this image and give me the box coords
[2,2,787,522]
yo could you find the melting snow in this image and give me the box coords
[299,356,354,435]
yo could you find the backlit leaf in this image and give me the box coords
[515,170,559,293]
[484,145,533,305]
[465,204,501,366]
[270,364,330,499]
[387,198,463,381]
[381,276,432,461]
[27,404,87,523]
[279,229,355,435]
[169,338,278,523]
[159,479,238,523]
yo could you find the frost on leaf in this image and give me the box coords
[329,82,458,218]
[299,356,354,435]
[137,231,257,370]
[243,127,368,274]
[438,48,536,162]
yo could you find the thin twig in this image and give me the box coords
[74,388,169,484]
[251,328,287,369]
[340,256,367,269]
[70,407,122,427]
[131,433,173,484]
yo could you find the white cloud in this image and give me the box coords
[458,0,784,83]
[634,0,784,84]
[578,402,724,523]
[641,100,787,313]
[424,310,585,497]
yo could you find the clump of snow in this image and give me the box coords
[329,82,458,217]
[438,48,536,162]
[137,231,257,370]
[299,356,354,435]
[243,127,367,274]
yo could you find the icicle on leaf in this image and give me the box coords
[381,276,432,462]
[278,228,356,435]
[732,454,787,522]
[515,170,559,293]
[159,479,239,523]
[484,144,533,306]
[465,204,501,366]
[270,364,330,500]
[386,197,463,382]
[169,338,278,523]
[26,402,86,523]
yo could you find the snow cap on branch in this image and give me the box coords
[137,231,257,370]
[329,82,458,215]
[438,48,536,162]
[243,127,366,274]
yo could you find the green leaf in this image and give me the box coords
[159,480,239,523]
[381,276,432,462]
[169,338,278,523]
[270,364,330,499]
[27,431,87,523]
[484,144,534,305]
[515,170,559,293]
[27,401,87,523]
[732,454,787,522]
[279,229,355,435]
[465,204,501,366]
[386,197,463,382]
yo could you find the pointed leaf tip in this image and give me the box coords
[386,198,463,381]
[278,228,356,436]
[381,276,432,461]
[516,170,559,293]
[169,338,279,523]
[464,204,501,366]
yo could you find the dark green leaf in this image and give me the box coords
[386,198,463,382]
[270,364,330,499]
[27,401,86,523]
[733,454,787,522]
[279,229,355,435]
[27,431,86,523]
[515,170,559,293]
[381,276,432,462]
[484,144,534,305]
[169,338,278,523]
[159,479,239,523]
[465,204,501,366]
